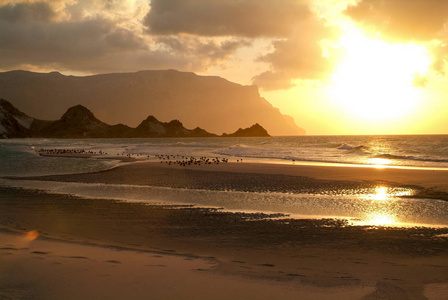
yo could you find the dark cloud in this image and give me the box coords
[0,2,56,23]
[253,19,340,90]
[0,0,341,90]
[0,16,148,71]
[0,1,253,75]
[105,28,148,50]
[145,0,310,38]
[157,36,251,63]
[145,0,342,90]
[345,0,448,42]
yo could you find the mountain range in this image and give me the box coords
[0,99,270,138]
[0,70,305,136]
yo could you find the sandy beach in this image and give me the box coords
[2,161,448,299]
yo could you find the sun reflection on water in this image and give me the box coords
[369,186,389,201]
[362,186,403,226]
[367,186,414,201]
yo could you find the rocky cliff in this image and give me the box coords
[0,99,34,138]
[0,70,305,136]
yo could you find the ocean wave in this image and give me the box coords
[175,142,213,146]
[337,144,367,151]
[374,153,448,163]
[337,144,370,155]
[213,144,259,157]
[214,145,340,164]
[337,144,354,150]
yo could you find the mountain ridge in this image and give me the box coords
[0,99,270,138]
[0,69,305,136]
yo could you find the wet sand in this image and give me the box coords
[2,162,448,299]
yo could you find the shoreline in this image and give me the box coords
[234,157,448,171]
[36,149,448,171]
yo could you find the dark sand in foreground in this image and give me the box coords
[2,162,448,299]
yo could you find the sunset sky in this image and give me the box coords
[0,0,447,135]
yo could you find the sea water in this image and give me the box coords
[1,135,448,227]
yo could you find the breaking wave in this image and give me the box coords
[337,144,370,155]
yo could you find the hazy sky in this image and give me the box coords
[0,0,447,135]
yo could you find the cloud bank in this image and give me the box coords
[145,0,310,38]
[146,0,340,90]
[0,0,347,90]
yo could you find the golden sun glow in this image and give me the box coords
[329,30,432,120]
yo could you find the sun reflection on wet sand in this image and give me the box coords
[368,158,392,168]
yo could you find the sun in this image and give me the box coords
[328,30,432,120]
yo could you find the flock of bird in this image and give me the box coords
[38,148,107,155]
[155,154,241,166]
[37,148,243,166]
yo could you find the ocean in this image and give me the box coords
[1,135,448,227]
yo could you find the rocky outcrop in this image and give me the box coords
[221,123,270,137]
[35,105,111,138]
[0,98,34,138]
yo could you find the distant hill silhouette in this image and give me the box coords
[130,116,217,138]
[0,70,305,136]
[0,99,270,138]
[35,105,111,138]
[222,123,270,137]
